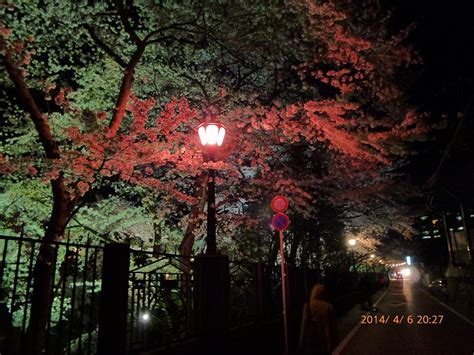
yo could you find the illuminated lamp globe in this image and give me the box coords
[197,122,226,147]
[348,239,356,246]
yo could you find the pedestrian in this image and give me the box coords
[358,275,373,311]
[298,284,337,355]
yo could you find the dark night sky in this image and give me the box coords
[393,1,474,205]
[375,1,474,264]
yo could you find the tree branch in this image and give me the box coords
[116,0,142,45]
[1,37,59,159]
[108,43,146,137]
[180,73,211,104]
[85,24,127,68]
[143,21,198,44]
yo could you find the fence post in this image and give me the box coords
[97,243,130,355]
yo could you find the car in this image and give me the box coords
[429,278,448,300]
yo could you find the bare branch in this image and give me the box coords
[143,21,198,44]
[180,73,211,104]
[85,24,127,68]
[1,37,59,159]
[116,0,142,45]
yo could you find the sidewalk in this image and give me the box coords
[419,284,474,324]
[333,287,388,351]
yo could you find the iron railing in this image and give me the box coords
[229,261,257,327]
[0,234,103,354]
[127,250,194,352]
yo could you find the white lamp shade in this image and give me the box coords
[217,127,226,146]
[198,123,226,146]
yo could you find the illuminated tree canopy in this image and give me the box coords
[1,1,452,351]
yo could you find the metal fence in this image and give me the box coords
[127,250,194,352]
[229,261,257,327]
[0,234,104,354]
[0,233,389,354]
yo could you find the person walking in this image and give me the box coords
[357,275,373,311]
[298,284,337,355]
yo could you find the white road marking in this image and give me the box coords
[332,288,389,355]
[418,287,474,327]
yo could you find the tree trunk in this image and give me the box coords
[25,178,74,355]
[2,26,145,354]
[288,232,303,265]
[267,231,280,267]
[179,172,207,256]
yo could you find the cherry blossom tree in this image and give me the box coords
[0,0,444,352]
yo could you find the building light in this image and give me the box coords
[433,234,441,238]
[458,227,464,231]
[431,219,439,225]
[433,229,439,233]
[456,216,462,221]
[422,236,431,239]
[421,216,428,221]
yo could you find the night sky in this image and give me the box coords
[394,0,474,204]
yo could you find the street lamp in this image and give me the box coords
[197,121,226,254]
[347,239,357,272]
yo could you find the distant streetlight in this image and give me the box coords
[197,121,226,254]
[400,268,411,277]
[370,254,375,259]
[140,311,150,323]
[347,239,357,272]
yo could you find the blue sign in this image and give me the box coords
[272,213,290,231]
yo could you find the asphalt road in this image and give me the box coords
[335,280,474,355]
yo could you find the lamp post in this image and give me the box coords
[347,239,357,272]
[197,121,226,254]
[193,120,230,342]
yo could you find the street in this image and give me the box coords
[336,280,474,355]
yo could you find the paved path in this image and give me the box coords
[334,280,474,355]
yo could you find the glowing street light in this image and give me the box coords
[197,120,226,254]
[347,239,357,272]
[140,311,150,323]
[197,122,226,147]
[400,268,411,277]
[370,254,375,259]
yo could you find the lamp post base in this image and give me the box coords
[193,254,230,337]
